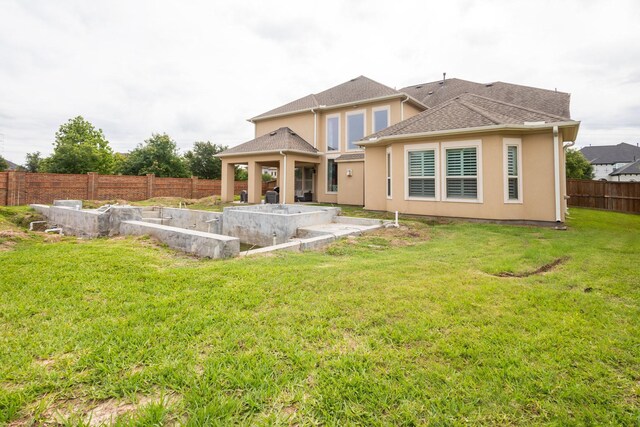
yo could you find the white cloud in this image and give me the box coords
[0,0,639,163]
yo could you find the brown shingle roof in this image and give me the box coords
[252,76,401,120]
[217,127,318,157]
[335,153,364,162]
[365,93,572,139]
[400,78,571,119]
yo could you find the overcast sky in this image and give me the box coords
[1,0,639,164]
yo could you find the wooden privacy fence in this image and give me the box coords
[567,179,640,214]
[0,171,273,206]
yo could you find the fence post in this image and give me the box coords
[146,174,155,199]
[87,172,98,200]
[6,170,26,206]
[191,176,198,199]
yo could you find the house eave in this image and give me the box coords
[249,93,427,122]
[358,121,581,146]
[215,149,320,158]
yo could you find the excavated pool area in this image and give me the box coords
[30,200,388,259]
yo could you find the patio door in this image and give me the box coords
[295,167,314,199]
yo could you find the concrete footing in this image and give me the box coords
[120,220,239,258]
[31,202,385,259]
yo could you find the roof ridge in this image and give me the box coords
[456,98,502,125]
[310,94,319,108]
[492,81,570,96]
[462,93,570,121]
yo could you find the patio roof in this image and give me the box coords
[216,127,319,158]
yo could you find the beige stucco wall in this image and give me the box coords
[254,112,316,144]
[337,161,364,205]
[253,97,425,205]
[364,130,565,222]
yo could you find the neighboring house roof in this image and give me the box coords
[400,78,571,119]
[580,143,640,165]
[2,158,19,170]
[364,93,572,140]
[610,159,640,176]
[216,127,318,157]
[335,153,365,162]
[251,76,423,121]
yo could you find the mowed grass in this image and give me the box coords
[0,207,639,426]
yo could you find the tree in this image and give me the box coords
[24,152,44,173]
[262,173,274,182]
[119,133,189,178]
[42,116,115,174]
[0,155,7,171]
[184,141,227,179]
[566,149,594,180]
[234,167,248,181]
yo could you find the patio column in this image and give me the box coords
[221,160,235,202]
[284,156,296,204]
[247,160,262,204]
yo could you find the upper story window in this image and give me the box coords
[326,115,339,151]
[346,110,365,150]
[373,106,390,133]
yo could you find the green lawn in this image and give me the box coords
[0,206,638,426]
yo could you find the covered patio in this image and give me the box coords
[216,127,320,204]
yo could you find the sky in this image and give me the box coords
[1,0,639,164]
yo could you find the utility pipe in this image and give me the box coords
[400,95,409,121]
[279,150,287,204]
[553,126,561,223]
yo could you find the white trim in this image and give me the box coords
[357,121,581,147]
[503,138,523,204]
[441,140,483,203]
[325,154,339,195]
[248,93,427,122]
[325,113,341,153]
[386,146,392,199]
[404,142,440,201]
[372,105,391,134]
[346,109,366,152]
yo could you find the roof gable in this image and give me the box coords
[580,143,640,164]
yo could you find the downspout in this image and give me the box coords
[563,139,576,215]
[279,150,287,204]
[311,109,317,148]
[400,95,409,121]
[553,126,561,223]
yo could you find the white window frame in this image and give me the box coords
[386,146,392,199]
[441,140,483,203]
[503,138,523,204]
[325,113,341,152]
[372,105,391,134]
[404,142,440,201]
[325,154,339,194]
[345,109,366,152]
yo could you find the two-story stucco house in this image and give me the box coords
[217,76,580,223]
